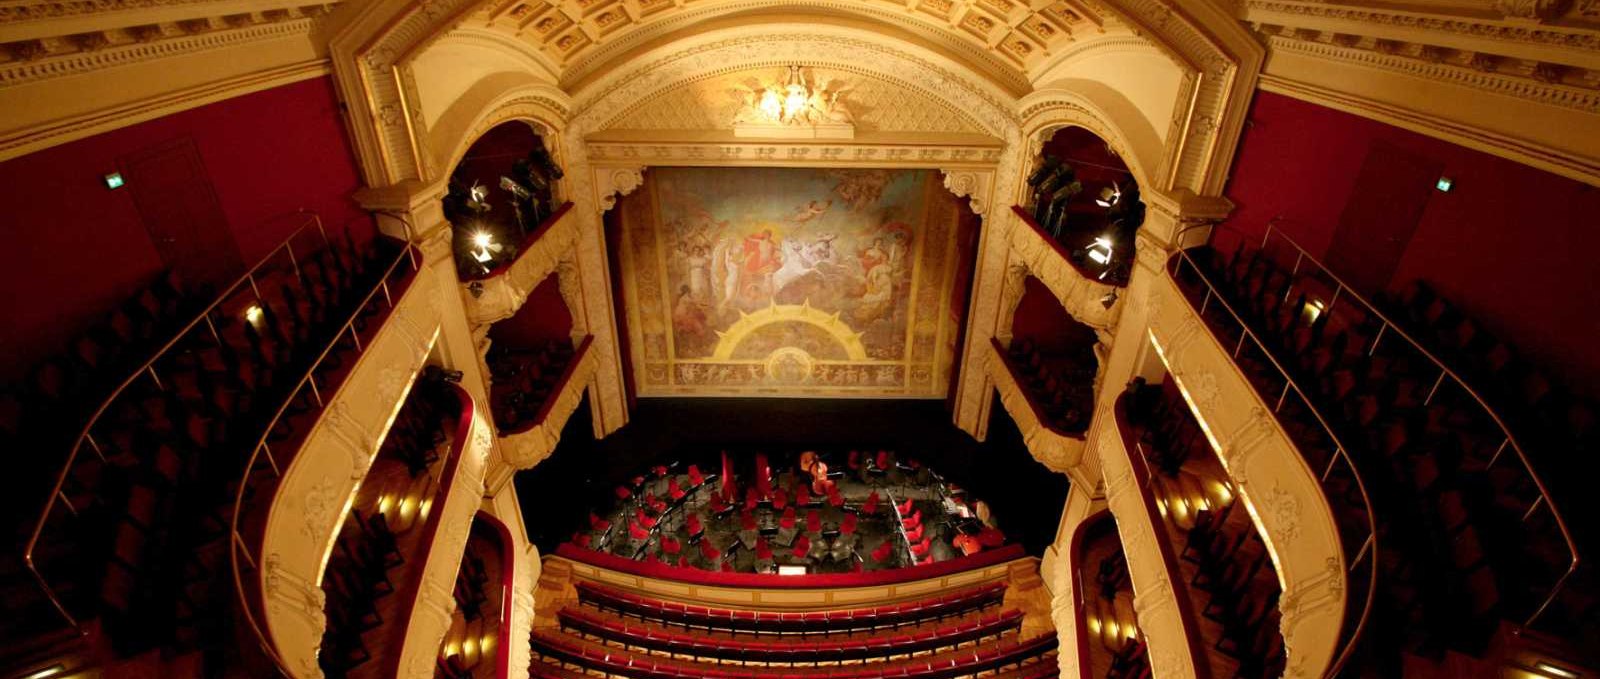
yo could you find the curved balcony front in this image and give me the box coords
[988,337,1088,473]
[494,334,596,470]
[460,202,575,328]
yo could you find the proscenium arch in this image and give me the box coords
[331,0,1259,194]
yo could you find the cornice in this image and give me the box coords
[0,0,225,22]
[0,57,329,161]
[1245,0,1600,55]
[1264,33,1599,113]
[0,10,333,87]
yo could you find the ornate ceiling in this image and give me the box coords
[605,66,988,133]
[463,0,1123,89]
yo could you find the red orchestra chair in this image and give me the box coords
[687,464,704,486]
[792,536,811,560]
[614,486,632,501]
[636,508,657,529]
[661,536,681,555]
[685,513,704,537]
[806,510,821,533]
[699,538,721,563]
[667,477,686,501]
[756,538,773,561]
[870,541,894,564]
[589,512,611,532]
[741,510,759,532]
[780,506,797,530]
[862,491,880,515]
[841,513,858,535]
[905,523,924,543]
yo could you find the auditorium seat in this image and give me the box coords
[573,580,1008,634]
[1170,235,1586,671]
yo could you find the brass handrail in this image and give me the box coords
[1166,246,1379,678]
[229,215,420,676]
[22,211,329,633]
[1259,221,1579,629]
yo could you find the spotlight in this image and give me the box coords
[1533,662,1579,679]
[1303,299,1326,324]
[472,231,493,249]
[1086,235,1114,265]
[20,666,66,679]
[1095,182,1122,208]
[244,305,264,326]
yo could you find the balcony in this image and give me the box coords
[492,334,596,469]
[988,337,1088,472]
[1168,224,1583,673]
[461,202,575,327]
[13,213,423,676]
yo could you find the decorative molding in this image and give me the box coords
[592,164,644,213]
[585,137,1003,167]
[1258,71,1600,187]
[499,339,598,469]
[1261,33,1599,113]
[0,57,329,162]
[1245,0,1600,53]
[0,11,333,87]
[987,342,1087,475]
[939,168,996,215]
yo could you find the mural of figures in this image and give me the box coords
[619,167,969,397]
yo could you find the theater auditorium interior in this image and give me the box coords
[1,1,1598,678]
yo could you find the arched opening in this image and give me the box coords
[1072,510,1149,679]
[1024,126,1144,286]
[441,121,563,279]
[1005,276,1099,435]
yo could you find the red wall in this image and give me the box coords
[487,273,574,348]
[1224,91,1600,393]
[1011,276,1097,356]
[0,77,365,382]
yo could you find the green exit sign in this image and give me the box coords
[103,172,125,190]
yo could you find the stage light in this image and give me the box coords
[103,172,124,190]
[244,305,263,326]
[1435,176,1453,192]
[1095,183,1122,208]
[472,231,493,249]
[1087,236,1114,265]
[1533,662,1579,679]
[1303,298,1325,324]
[20,665,66,679]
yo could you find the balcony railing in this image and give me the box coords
[1111,395,1215,679]
[1167,245,1378,676]
[21,211,337,634]
[222,219,422,675]
[1252,221,1579,631]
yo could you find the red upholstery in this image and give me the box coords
[573,580,1007,633]
[530,627,1056,678]
[557,607,1025,663]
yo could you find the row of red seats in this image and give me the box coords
[322,509,404,675]
[558,606,1024,663]
[1185,241,1570,664]
[321,374,456,677]
[529,626,1059,679]
[1126,381,1286,679]
[1006,339,1095,435]
[51,233,392,657]
[488,340,576,432]
[575,580,1007,634]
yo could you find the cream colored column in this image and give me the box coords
[354,181,516,491]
